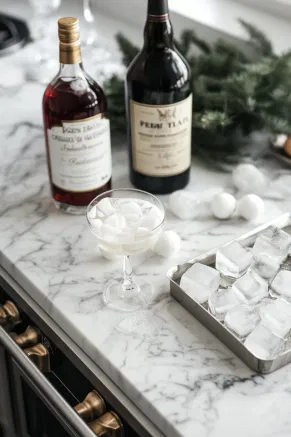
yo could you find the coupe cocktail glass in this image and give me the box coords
[87,189,165,311]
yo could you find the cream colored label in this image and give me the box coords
[131,95,192,177]
[48,114,112,192]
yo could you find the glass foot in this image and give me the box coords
[103,277,154,311]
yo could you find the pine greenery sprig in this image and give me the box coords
[105,21,291,164]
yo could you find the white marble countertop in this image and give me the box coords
[3,20,291,437]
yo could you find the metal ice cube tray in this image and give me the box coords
[168,213,291,373]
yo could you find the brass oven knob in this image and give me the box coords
[24,343,51,373]
[11,326,41,349]
[0,301,21,331]
[88,412,124,437]
[74,391,106,422]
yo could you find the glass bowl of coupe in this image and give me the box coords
[87,189,165,311]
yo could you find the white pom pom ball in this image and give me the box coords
[232,163,265,194]
[211,193,236,219]
[237,194,264,221]
[154,231,181,257]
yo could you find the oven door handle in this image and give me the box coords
[0,327,97,437]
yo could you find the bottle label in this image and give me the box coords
[130,94,192,177]
[47,114,112,192]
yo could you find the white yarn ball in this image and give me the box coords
[211,193,236,219]
[237,194,264,221]
[154,231,181,257]
[232,163,265,194]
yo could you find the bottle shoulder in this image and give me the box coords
[43,71,107,119]
[127,46,191,89]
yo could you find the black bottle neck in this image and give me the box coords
[147,0,169,16]
[144,0,173,50]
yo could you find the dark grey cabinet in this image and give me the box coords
[0,344,16,437]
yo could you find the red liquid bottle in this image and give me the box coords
[43,17,112,214]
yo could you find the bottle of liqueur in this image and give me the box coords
[43,17,112,214]
[125,0,192,194]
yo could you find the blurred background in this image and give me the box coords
[2,0,291,166]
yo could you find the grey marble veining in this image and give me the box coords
[2,42,291,437]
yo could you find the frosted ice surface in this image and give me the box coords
[180,262,220,304]
[270,270,291,300]
[244,323,285,359]
[224,304,260,338]
[208,288,239,321]
[104,214,126,230]
[216,241,253,278]
[253,226,291,262]
[250,254,280,283]
[260,297,291,338]
[232,271,268,306]
[96,197,115,217]
[100,224,121,241]
[168,188,222,220]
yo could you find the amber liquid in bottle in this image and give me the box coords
[43,17,112,214]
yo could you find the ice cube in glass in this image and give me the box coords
[252,226,291,262]
[224,304,260,338]
[260,297,291,338]
[270,270,291,300]
[180,262,220,304]
[216,241,253,278]
[244,322,285,359]
[208,288,239,321]
[96,197,115,217]
[232,271,268,306]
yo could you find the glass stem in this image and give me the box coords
[122,256,137,296]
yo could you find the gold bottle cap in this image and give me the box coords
[58,17,82,64]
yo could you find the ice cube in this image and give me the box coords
[96,197,115,217]
[270,270,291,300]
[141,205,163,230]
[90,218,102,233]
[252,226,291,262]
[220,274,235,289]
[100,224,121,241]
[104,213,126,230]
[208,288,239,321]
[180,263,220,304]
[135,227,149,237]
[224,304,260,338]
[232,271,268,306]
[169,188,222,220]
[281,256,291,271]
[216,241,253,278]
[244,323,285,359]
[260,297,291,337]
[116,200,142,217]
[88,205,98,219]
[250,254,280,283]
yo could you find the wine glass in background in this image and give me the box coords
[81,0,125,85]
[87,189,165,312]
[25,0,62,84]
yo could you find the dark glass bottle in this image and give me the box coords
[43,17,112,214]
[125,0,192,194]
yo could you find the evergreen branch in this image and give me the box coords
[181,29,212,55]
[239,19,273,57]
[116,33,140,66]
